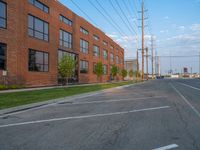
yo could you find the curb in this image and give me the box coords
[0,83,142,116]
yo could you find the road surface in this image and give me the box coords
[0,79,200,150]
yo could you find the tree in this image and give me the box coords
[111,65,118,80]
[121,69,128,79]
[94,62,103,82]
[129,70,134,78]
[58,55,76,85]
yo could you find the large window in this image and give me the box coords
[80,27,89,35]
[58,50,76,62]
[28,49,49,72]
[28,0,49,13]
[103,50,108,60]
[28,15,49,41]
[110,53,114,62]
[60,15,72,26]
[93,45,100,57]
[80,60,88,74]
[0,1,6,29]
[116,56,119,64]
[60,30,72,49]
[80,39,89,54]
[0,43,6,70]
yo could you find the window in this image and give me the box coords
[28,15,49,41]
[93,63,97,73]
[80,60,88,73]
[110,53,114,62]
[80,27,88,35]
[60,30,72,49]
[60,15,72,26]
[0,43,6,70]
[103,50,108,60]
[93,35,99,41]
[103,65,107,75]
[110,45,114,50]
[103,41,108,46]
[0,1,6,29]
[93,45,100,57]
[58,50,76,62]
[28,49,49,72]
[116,56,119,64]
[28,0,49,13]
[80,39,89,54]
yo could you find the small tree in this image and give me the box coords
[111,65,118,80]
[58,55,76,85]
[121,69,128,80]
[94,62,103,82]
[129,70,134,79]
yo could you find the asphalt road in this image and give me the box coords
[0,79,200,150]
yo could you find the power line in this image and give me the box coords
[114,0,137,35]
[87,0,126,37]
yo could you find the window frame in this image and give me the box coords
[80,60,89,74]
[103,50,108,60]
[28,49,49,72]
[28,14,49,42]
[93,45,100,57]
[0,43,6,70]
[28,0,49,13]
[59,15,72,26]
[0,0,7,29]
[80,39,89,54]
[59,29,72,49]
[110,53,114,62]
[80,27,89,35]
[103,65,107,75]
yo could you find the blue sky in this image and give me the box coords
[59,0,200,74]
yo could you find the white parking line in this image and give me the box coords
[59,96,167,105]
[153,144,179,150]
[170,83,200,118]
[0,106,170,128]
[178,82,200,91]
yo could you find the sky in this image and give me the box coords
[59,0,200,74]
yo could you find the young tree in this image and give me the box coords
[94,62,103,82]
[121,69,128,80]
[111,65,118,80]
[58,55,76,85]
[129,70,134,78]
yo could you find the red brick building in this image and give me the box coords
[0,0,124,87]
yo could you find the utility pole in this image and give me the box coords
[146,47,149,80]
[151,36,154,79]
[199,51,200,77]
[141,0,145,80]
[136,50,139,80]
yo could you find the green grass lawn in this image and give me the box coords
[0,81,136,110]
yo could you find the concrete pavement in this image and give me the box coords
[0,79,200,150]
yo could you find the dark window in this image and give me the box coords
[116,56,119,64]
[80,39,89,54]
[110,53,114,62]
[0,43,6,70]
[59,15,72,26]
[80,60,88,73]
[93,63,97,73]
[28,15,49,41]
[93,45,100,57]
[103,65,107,75]
[80,27,89,35]
[28,0,49,13]
[93,35,99,41]
[103,41,108,46]
[59,30,72,49]
[0,1,6,28]
[28,49,49,72]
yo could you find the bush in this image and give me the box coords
[0,84,25,91]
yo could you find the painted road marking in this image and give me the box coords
[58,96,167,105]
[178,82,200,91]
[0,106,170,128]
[170,83,200,118]
[153,144,179,150]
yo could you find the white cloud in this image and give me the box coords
[178,26,185,31]
[190,24,200,31]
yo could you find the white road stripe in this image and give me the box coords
[153,144,178,150]
[59,96,167,105]
[170,83,200,118]
[0,106,170,128]
[178,82,200,91]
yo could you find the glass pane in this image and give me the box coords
[35,18,44,32]
[35,51,43,64]
[35,31,43,40]
[44,65,48,72]
[44,6,49,13]
[28,15,33,28]
[0,2,6,18]
[28,0,34,4]
[44,53,48,64]
[44,34,48,41]
[44,23,48,34]
[35,1,43,10]
[28,29,34,36]
[0,18,5,28]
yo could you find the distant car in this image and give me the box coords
[156,76,164,79]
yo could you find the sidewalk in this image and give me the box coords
[0,81,131,94]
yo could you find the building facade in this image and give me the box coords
[0,0,124,87]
